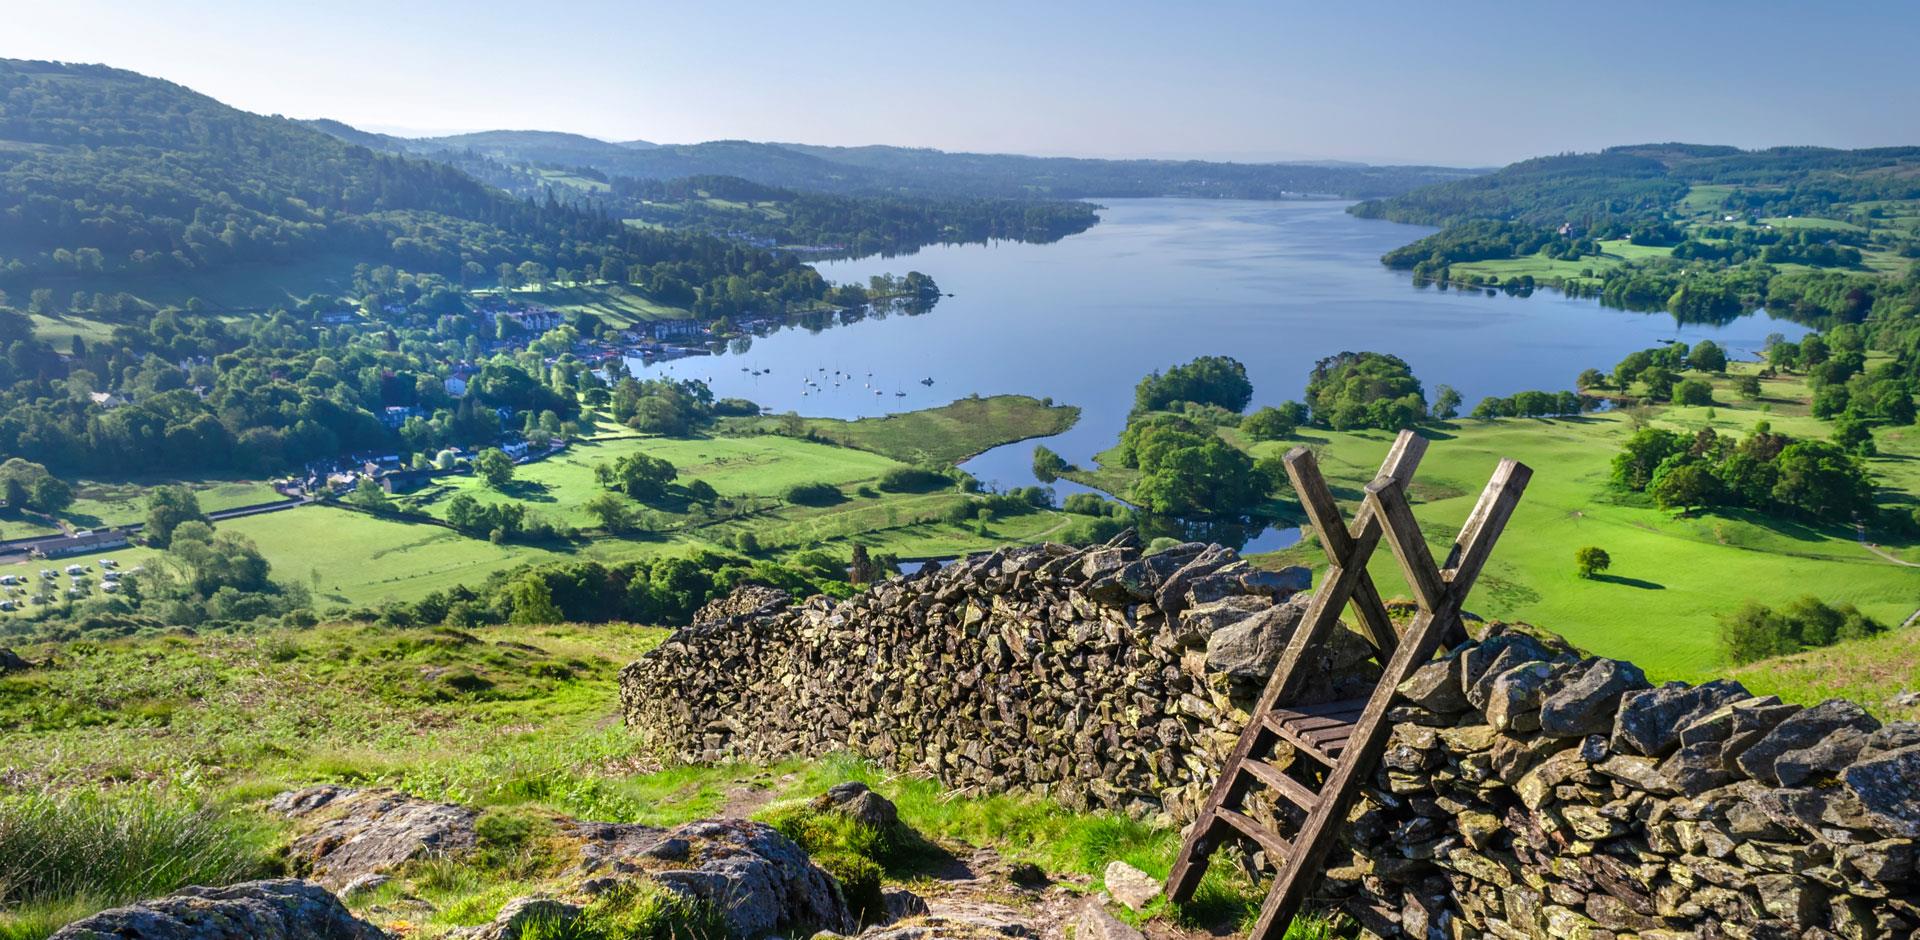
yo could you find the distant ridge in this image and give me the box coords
[302,119,1480,200]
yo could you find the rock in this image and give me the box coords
[1539,658,1649,738]
[1154,544,1235,615]
[336,874,390,903]
[1735,699,1880,786]
[1611,680,1749,758]
[881,887,930,923]
[1004,861,1048,887]
[453,896,583,940]
[1240,565,1311,596]
[1397,654,1469,714]
[864,899,1037,939]
[1485,661,1555,733]
[1176,596,1270,645]
[1101,860,1161,912]
[814,782,902,835]
[647,818,856,937]
[1461,633,1550,707]
[692,584,792,627]
[1774,726,1874,787]
[50,879,386,940]
[1659,741,1737,795]
[1861,721,1920,759]
[1075,899,1146,940]
[1203,594,1306,679]
[272,786,477,889]
[0,647,34,673]
[1842,743,1920,838]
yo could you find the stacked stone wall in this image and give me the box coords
[620,538,1920,936]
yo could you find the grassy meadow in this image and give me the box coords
[0,622,1277,939]
[1076,360,1918,682]
[725,394,1080,465]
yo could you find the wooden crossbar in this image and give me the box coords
[1164,431,1531,940]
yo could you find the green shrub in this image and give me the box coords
[815,851,884,925]
[876,466,952,493]
[0,788,278,923]
[783,482,845,507]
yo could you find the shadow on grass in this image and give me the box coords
[1592,574,1666,590]
[496,480,554,503]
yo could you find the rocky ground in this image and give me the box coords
[48,781,1224,940]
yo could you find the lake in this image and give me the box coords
[631,198,1808,548]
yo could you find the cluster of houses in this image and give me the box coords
[0,557,139,611]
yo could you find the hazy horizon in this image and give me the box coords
[7,0,1919,167]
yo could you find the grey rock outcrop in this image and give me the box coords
[270,786,477,889]
[50,879,386,940]
[647,819,856,937]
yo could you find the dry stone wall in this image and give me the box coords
[620,537,1920,937]
[621,534,1351,820]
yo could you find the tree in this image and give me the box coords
[145,485,207,549]
[1737,375,1764,399]
[1639,366,1676,401]
[583,492,635,533]
[1673,379,1714,407]
[1575,368,1606,391]
[506,575,564,624]
[1719,601,1799,664]
[1432,385,1463,420]
[1305,352,1426,430]
[1688,340,1728,373]
[474,448,515,489]
[1573,546,1611,579]
[1031,445,1069,483]
[29,477,72,514]
[1650,459,1722,512]
[597,453,678,502]
[1831,417,1876,456]
[1611,428,1688,490]
[345,477,393,511]
[1771,441,1874,518]
[1134,356,1254,412]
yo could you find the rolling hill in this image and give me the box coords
[309,122,1481,201]
[0,59,811,309]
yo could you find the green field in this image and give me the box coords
[64,478,284,530]
[1444,238,1675,289]
[473,281,689,325]
[411,433,909,533]
[1068,362,1919,681]
[1734,626,1920,723]
[727,394,1080,465]
[219,506,565,607]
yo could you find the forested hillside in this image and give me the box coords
[349,126,1480,200]
[0,60,827,309]
[1353,143,1920,326]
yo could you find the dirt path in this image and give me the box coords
[1853,523,1920,568]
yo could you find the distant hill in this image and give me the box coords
[1352,143,1920,229]
[307,120,1479,201]
[775,142,1480,199]
[0,59,810,307]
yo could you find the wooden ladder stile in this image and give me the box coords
[1163,430,1531,940]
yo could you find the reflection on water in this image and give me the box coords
[628,199,1810,553]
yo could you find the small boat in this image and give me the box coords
[920,377,934,386]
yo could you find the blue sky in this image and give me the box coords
[7,0,1916,166]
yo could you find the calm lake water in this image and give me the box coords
[632,199,1808,549]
